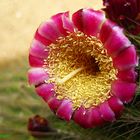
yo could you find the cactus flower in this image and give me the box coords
[28,9,138,128]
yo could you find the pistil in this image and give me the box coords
[56,67,85,84]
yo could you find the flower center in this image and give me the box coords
[44,32,117,109]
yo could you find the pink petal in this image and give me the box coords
[28,68,49,85]
[108,96,124,118]
[99,19,116,43]
[99,101,115,122]
[34,29,52,46]
[81,108,95,128]
[113,46,138,70]
[51,12,74,35]
[73,106,87,127]
[104,26,131,57]
[29,54,44,67]
[51,12,68,36]
[30,40,49,58]
[73,107,104,128]
[72,9,83,32]
[47,96,62,112]
[90,107,105,126]
[62,13,74,32]
[72,8,105,36]
[56,99,73,121]
[38,20,63,42]
[117,68,137,82]
[73,107,92,128]
[82,9,105,36]
[111,80,137,103]
[84,108,101,128]
[35,83,55,101]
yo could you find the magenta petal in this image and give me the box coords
[111,80,137,103]
[38,20,63,42]
[84,108,100,128]
[73,107,104,128]
[62,13,74,33]
[108,96,124,118]
[34,29,52,46]
[51,12,69,35]
[72,9,83,32]
[113,46,138,70]
[51,12,74,35]
[104,26,131,57]
[73,107,91,128]
[82,9,105,36]
[72,9,105,36]
[99,101,115,122]
[35,83,55,101]
[47,97,62,111]
[29,54,44,67]
[56,99,73,121]
[82,108,95,128]
[28,68,49,85]
[99,19,116,43]
[117,68,137,82]
[30,40,49,58]
[73,107,87,127]
[90,108,105,126]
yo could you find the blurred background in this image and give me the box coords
[1,0,140,140]
[0,0,101,61]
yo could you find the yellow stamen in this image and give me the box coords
[45,31,117,109]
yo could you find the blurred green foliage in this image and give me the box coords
[0,57,140,140]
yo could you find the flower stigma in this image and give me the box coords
[44,31,117,109]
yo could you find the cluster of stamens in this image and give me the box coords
[44,31,117,109]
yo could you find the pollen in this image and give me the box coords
[44,31,117,109]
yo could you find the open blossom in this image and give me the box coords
[28,8,138,128]
[103,0,140,34]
